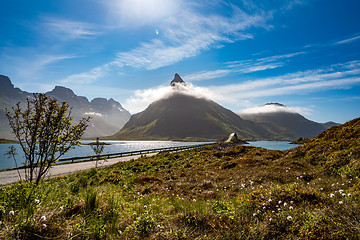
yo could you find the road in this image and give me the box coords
[0,153,157,186]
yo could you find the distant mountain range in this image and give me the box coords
[1,74,340,141]
[239,103,339,140]
[0,75,131,139]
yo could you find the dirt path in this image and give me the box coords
[0,153,157,186]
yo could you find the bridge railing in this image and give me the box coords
[57,143,215,164]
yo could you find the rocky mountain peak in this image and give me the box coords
[48,86,76,99]
[263,102,286,107]
[170,73,185,86]
[0,75,29,98]
[0,75,13,89]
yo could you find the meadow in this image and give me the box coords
[0,118,359,239]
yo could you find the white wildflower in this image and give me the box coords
[42,224,47,229]
[41,216,47,222]
[193,198,196,202]
[9,210,14,216]
[268,199,272,202]
[348,193,352,197]
[269,218,272,221]
[287,216,293,221]
[283,202,287,207]
[339,201,343,204]
[289,206,294,210]
[320,188,324,191]
[330,193,335,198]
[253,213,256,216]
[339,189,344,193]
[278,201,282,204]
[290,201,294,204]
[35,199,40,204]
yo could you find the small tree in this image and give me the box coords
[90,137,106,168]
[6,93,90,184]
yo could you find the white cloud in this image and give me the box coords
[61,63,111,85]
[110,2,269,70]
[42,17,99,39]
[84,112,103,117]
[238,104,313,115]
[1,53,76,83]
[334,35,360,45]
[184,69,231,82]
[61,2,270,82]
[123,82,216,113]
[182,51,305,82]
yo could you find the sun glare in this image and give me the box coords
[110,0,180,26]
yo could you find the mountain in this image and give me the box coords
[0,75,131,139]
[110,74,274,141]
[0,75,32,139]
[239,103,332,140]
[321,121,340,129]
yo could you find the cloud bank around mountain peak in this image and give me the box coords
[238,104,313,116]
[123,82,217,114]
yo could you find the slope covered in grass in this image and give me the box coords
[0,118,359,239]
[286,117,360,176]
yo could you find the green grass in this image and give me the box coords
[0,118,360,239]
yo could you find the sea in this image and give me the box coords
[0,140,299,171]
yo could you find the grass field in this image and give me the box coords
[0,118,359,239]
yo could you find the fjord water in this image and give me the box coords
[0,140,298,170]
[0,141,208,170]
[246,141,299,151]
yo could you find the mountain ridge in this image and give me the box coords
[239,103,339,140]
[0,75,131,139]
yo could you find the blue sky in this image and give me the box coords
[1,0,360,123]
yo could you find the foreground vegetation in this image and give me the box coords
[0,118,359,239]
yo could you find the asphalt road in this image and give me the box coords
[0,152,157,186]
